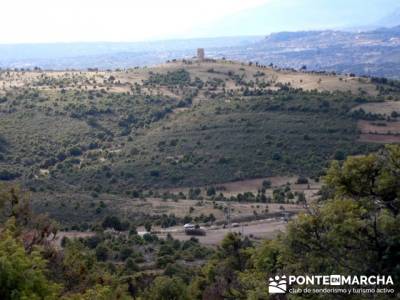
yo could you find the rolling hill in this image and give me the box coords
[1,59,399,199]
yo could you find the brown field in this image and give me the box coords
[358,120,400,134]
[164,176,321,202]
[359,134,400,143]
[352,101,400,116]
[357,120,400,143]
[124,197,303,222]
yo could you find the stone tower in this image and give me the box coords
[197,48,205,61]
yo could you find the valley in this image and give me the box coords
[1,58,399,299]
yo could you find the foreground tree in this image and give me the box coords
[190,145,400,299]
[142,276,189,300]
[0,145,399,299]
[324,144,400,215]
[0,185,130,299]
[0,222,61,300]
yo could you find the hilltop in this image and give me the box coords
[1,26,400,78]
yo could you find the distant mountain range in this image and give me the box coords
[1,26,400,78]
[373,7,400,28]
[225,26,400,78]
[0,36,262,69]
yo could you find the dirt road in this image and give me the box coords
[156,218,287,245]
[54,217,288,248]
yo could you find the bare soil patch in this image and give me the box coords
[352,101,400,116]
[157,218,287,245]
[358,120,400,134]
[357,120,400,143]
[164,176,321,201]
[359,134,400,143]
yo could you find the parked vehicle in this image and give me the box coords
[184,224,206,236]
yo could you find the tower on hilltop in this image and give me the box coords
[197,48,205,61]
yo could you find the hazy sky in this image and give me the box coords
[1,0,399,43]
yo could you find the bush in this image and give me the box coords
[143,276,189,300]
[334,150,345,160]
[0,170,20,180]
[272,153,282,160]
[95,244,109,261]
[119,247,134,261]
[262,180,272,189]
[296,177,309,184]
[144,222,152,232]
[102,215,128,231]
[68,146,82,156]
[150,170,160,177]
[124,258,139,273]
[84,235,102,249]
[206,186,216,196]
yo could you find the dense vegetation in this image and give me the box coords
[1,145,399,299]
[2,63,399,231]
[0,66,387,196]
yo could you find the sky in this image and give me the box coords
[0,0,399,44]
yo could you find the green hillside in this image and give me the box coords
[1,60,398,195]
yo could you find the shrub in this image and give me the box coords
[102,215,126,231]
[262,180,272,189]
[68,146,82,156]
[296,177,309,184]
[95,244,109,261]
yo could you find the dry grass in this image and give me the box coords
[352,101,400,116]
[1,60,381,97]
[122,197,303,221]
[164,176,321,201]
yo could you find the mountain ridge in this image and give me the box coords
[0,26,399,78]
